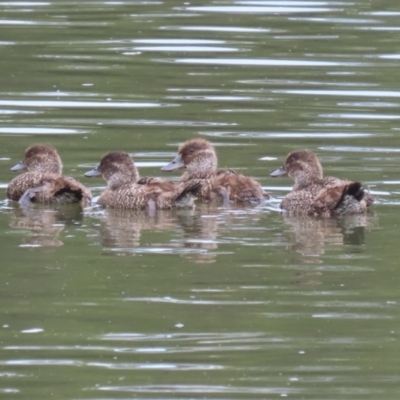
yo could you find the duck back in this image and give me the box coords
[215,169,268,203]
[97,180,200,210]
[179,171,216,201]
[8,144,92,207]
[281,178,372,216]
[7,172,47,201]
[272,150,373,216]
[8,172,92,207]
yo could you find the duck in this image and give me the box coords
[7,144,92,207]
[84,151,200,211]
[161,138,269,204]
[270,149,373,216]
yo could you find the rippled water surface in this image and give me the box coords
[1,0,400,399]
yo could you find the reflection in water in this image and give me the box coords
[177,206,219,264]
[90,208,180,255]
[86,205,268,263]
[281,213,377,260]
[87,207,222,262]
[88,202,378,265]
[8,205,83,247]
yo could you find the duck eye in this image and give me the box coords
[189,148,194,153]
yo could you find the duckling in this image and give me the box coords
[161,138,269,203]
[7,144,92,207]
[270,149,373,216]
[84,151,200,211]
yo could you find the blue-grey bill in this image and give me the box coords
[10,161,26,172]
[270,166,287,177]
[161,154,185,172]
[84,166,101,177]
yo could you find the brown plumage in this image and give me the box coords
[7,144,92,207]
[84,151,200,210]
[161,138,269,203]
[270,150,373,216]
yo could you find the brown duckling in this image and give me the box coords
[270,149,373,216]
[7,144,92,207]
[161,138,269,204]
[84,151,200,211]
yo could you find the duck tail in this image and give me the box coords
[346,182,364,202]
[334,182,365,210]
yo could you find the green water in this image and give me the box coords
[1,0,400,399]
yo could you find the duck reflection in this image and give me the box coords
[179,204,269,263]
[88,204,224,262]
[176,204,219,264]
[93,208,180,255]
[8,204,83,247]
[282,213,377,259]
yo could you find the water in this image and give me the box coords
[1,0,400,398]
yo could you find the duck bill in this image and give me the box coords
[84,165,101,177]
[270,166,287,177]
[161,154,185,172]
[10,161,27,172]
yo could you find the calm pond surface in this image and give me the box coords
[1,0,400,399]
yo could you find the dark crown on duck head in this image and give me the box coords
[179,138,213,156]
[162,138,217,173]
[13,144,62,174]
[271,149,323,183]
[180,138,218,172]
[92,151,139,188]
[284,150,323,180]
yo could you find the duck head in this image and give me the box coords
[11,144,62,174]
[161,138,217,175]
[271,150,323,187]
[85,151,139,190]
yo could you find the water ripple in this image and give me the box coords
[291,17,379,23]
[312,313,392,319]
[275,89,400,97]
[338,102,399,108]
[135,46,240,52]
[3,1,49,5]
[183,6,336,14]
[319,146,400,153]
[102,332,266,341]
[101,361,222,370]
[319,113,400,120]
[0,127,84,135]
[47,118,234,127]
[162,25,271,33]
[0,100,172,108]
[171,58,360,66]
[199,131,372,139]
[1,359,221,371]
[3,359,80,366]
[96,384,299,395]
[134,39,225,44]
[123,296,265,305]
[108,247,223,255]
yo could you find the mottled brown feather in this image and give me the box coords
[179,171,217,201]
[7,144,92,207]
[215,169,269,202]
[275,150,373,216]
[90,151,198,210]
[167,139,268,203]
